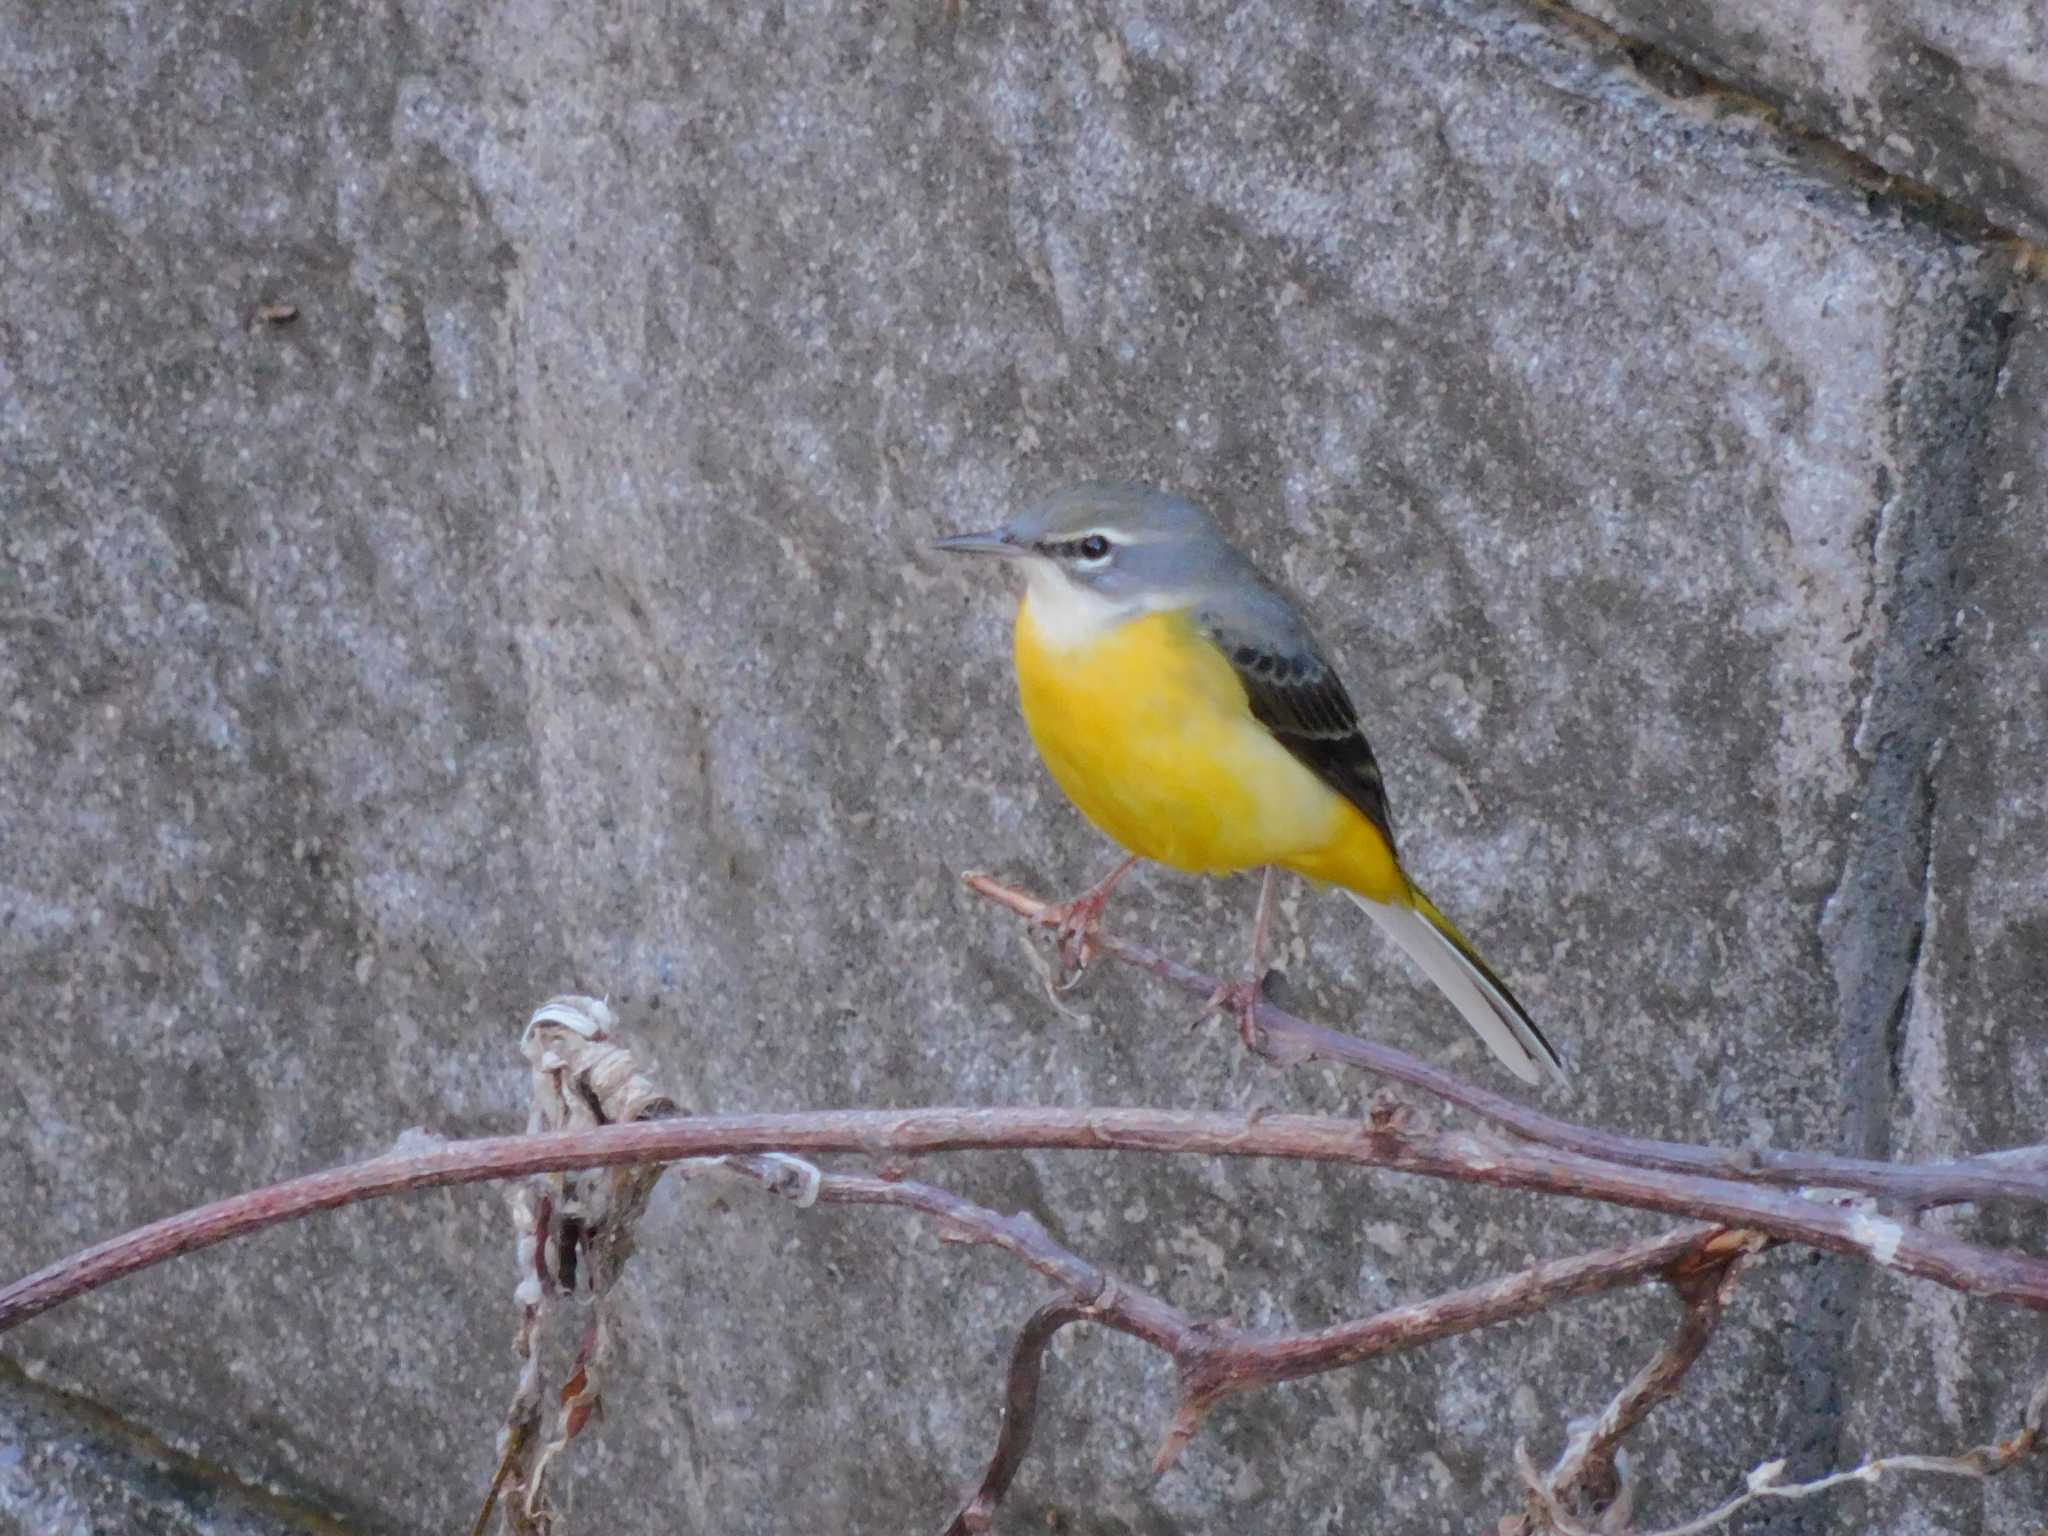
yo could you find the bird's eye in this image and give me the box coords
[1078,534,1111,561]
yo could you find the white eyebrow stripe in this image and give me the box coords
[1075,524,1157,547]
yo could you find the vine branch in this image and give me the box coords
[1529,1239,1761,1528]
[6,989,2043,1536]
[1516,1370,2048,1536]
[963,872,2048,1211]
[7,1106,2048,1339]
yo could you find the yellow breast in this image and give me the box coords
[1013,591,1398,895]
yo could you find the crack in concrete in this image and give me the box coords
[0,1355,371,1535]
[1888,761,1940,1102]
[1754,272,2019,1533]
[1516,0,2048,280]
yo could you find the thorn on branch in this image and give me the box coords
[1151,1393,1211,1476]
[1368,1095,1423,1134]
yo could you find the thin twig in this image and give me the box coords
[1519,1370,2048,1536]
[1152,1224,1733,1472]
[9,1108,2048,1336]
[1541,1234,1765,1521]
[677,1147,1742,1530]
[941,1296,1093,1535]
[963,873,2048,1210]
[794,1169,1742,1526]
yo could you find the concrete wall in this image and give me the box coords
[3,1,2043,1532]
[1574,0,2048,248]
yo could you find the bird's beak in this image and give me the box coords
[931,528,1026,558]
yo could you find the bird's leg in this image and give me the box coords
[1200,864,1277,1049]
[1037,854,1140,989]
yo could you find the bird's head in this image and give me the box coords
[933,482,1230,632]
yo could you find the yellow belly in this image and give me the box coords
[1013,596,1404,898]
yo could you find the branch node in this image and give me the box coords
[751,1152,824,1208]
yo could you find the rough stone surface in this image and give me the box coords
[1832,290,2048,1536]
[1578,0,2048,247]
[2,1,2041,1533]
[0,1366,341,1536]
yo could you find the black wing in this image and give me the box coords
[1206,621,1399,859]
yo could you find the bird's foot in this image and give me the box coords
[1039,890,1112,990]
[1197,975,1266,1052]
[1193,865,1278,1050]
[1035,856,1139,990]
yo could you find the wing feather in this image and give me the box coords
[1203,616,1399,859]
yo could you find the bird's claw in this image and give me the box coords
[1024,856,1139,993]
[1197,976,1266,1051]
[1041,892,1110,990]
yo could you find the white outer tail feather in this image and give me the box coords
[1346,892,1562,1088]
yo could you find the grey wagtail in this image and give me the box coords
[936,481,1565,1087]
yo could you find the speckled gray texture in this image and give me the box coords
[1576,0,2048,247]
[2,1,2041,1533]
[0,1366,343,1536]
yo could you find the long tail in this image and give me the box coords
[1345,886,1566,1087]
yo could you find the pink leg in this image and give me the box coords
[1039,854,1140,989]
[1201,865,1277,1048]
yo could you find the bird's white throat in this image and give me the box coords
[1019,562,1139,653]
